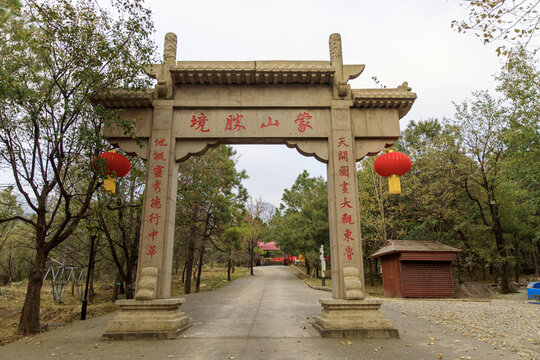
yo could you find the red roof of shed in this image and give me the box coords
[369,240,461,259]
[257,242,281,251]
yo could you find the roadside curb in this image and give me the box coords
[304,282,332,292]
[289,265,331,292]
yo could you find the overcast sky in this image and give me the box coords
[0,1,515,207]
[143,0,511,207]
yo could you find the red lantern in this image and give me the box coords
[374,150,411,194]
[92,151,131,193]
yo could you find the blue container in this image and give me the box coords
[527,282,540,301]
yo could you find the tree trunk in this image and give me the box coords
[182,261,187,283]
[532,239,540,277]
[71,273,75,297]
[227,257,231,281]
[7,248,14,284]
[18,248,48,334]
[489,203,510,293]
[249,240,254,276]
[184,227,196,294]
[376,176,387,242]
[174,254,180,274]
[369,258,375,286]
[192,258,199,285]
[112,271,122,301]
[305,259,311,275]
[125,270,133,300]
[195,243,205,293]
[88,241,97,304]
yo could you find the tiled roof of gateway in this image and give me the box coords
[370,240,461,258]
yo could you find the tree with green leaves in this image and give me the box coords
[392,119,485,280]
[176,146,247,294]
[0,0,155,334]
[221,225,249,280]
[496,48,540,276]
[268,171,328,275]
[446,91,514,292]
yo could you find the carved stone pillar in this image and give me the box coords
[313,33,398,339]
[103,35,189,340]
[326,101,365,301]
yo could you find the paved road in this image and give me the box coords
[0,266,523,359]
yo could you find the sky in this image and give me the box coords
[0,1,514,207]
[142,0,508,207]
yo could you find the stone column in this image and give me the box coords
[313,33,398,339]
[103,35,190,340]
[326,101,365,301]
[134,101,177,300]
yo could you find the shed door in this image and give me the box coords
[381,255,402,297]
[401,261,454,298]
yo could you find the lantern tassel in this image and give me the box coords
[388,174,401,194]
[103,176,116,194]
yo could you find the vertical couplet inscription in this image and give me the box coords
[144,137,169,261]
[336,136,356,261]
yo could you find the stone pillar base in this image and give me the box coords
[103,298,190,340]
[313,299,399,339]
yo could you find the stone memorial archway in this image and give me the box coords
[101,33,416,339]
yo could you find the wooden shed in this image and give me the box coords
[370,240,461,298]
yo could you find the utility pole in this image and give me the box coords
[81,235,96,320]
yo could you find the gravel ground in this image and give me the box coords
[384,293,540,360]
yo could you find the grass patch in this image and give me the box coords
[306,277,332,288]
[171,266,249,296]
[0,281,119,346]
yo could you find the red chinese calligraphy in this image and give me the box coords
[341,213,354,224]
[153,165,164,178]
[148,229,158,241]
[340,181,350,193]
[150,196,162,209]
[337,137,349,147]
[260,117,280,128]
[154,138,168,147]
[225,113,246,131]
[190,113,210,132]
[341,197,352,208]
[148,213,160,225]
[345,245,354,260]
[339,166,349,178]
[147,245,157,259]
[295,112,313,132]
[152,180,161,193]
[343,228,354,242]
[153,152,165,162]
[338,151,348,161]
